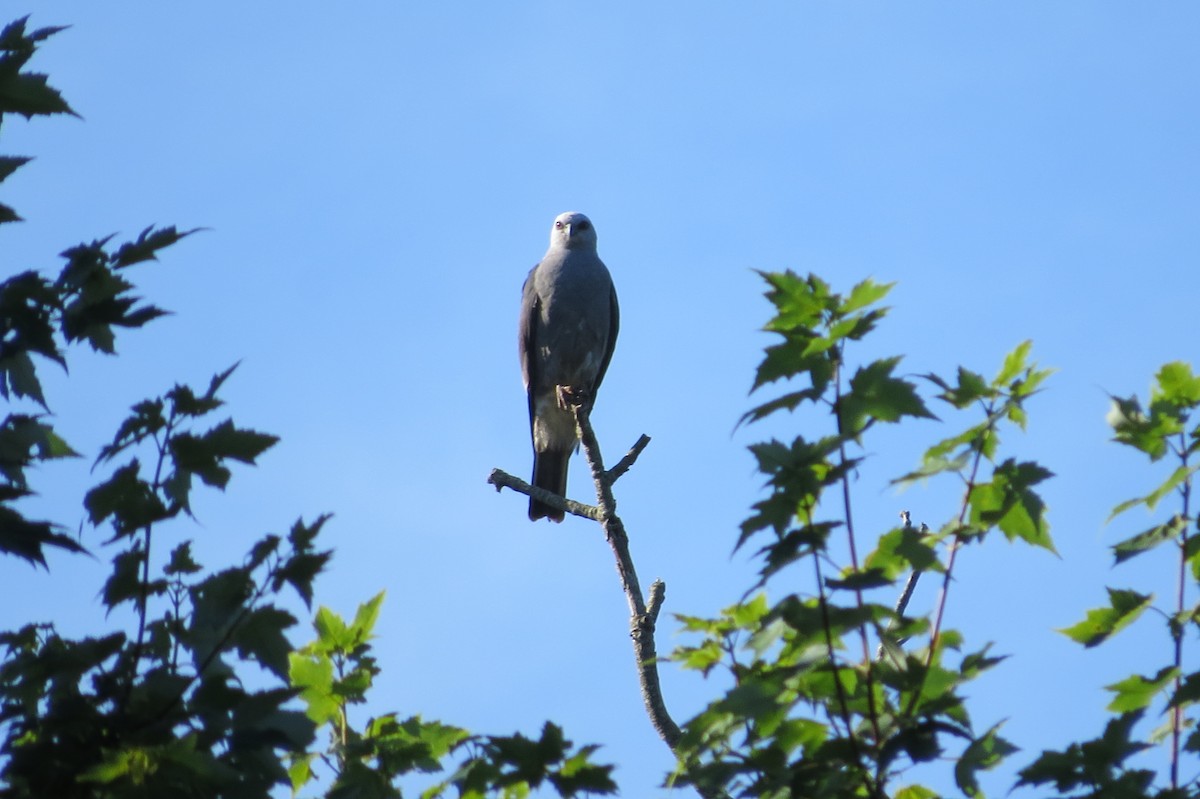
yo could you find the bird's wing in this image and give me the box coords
[593,282,620,392]
[518,264,541,428]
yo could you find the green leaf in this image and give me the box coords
[1107,394,1176,460]
[1167,671,1200,710]
[78,747,151,785]
[0,155,32,182]
[0,505,86,564]
[0,65,76,119]
[187,567,253,665]
[169,419,279,491]
[955,723,1018,798]
[289,651,339,725]
[1058,588,1153,648]
[842,277,894,313]
[1016,713,1151,792]
[995,340,1033,386]
[265,514,333,608]
[1153,361,1200,408]
[1105,667,1178,713]
[968,459,1055,552]
[231,606,296,679]
[866,525,942,579]
[676,639,725,674]
[85,460,173,536]
[0,351,47,407]
[1112,515,1188,564]
[350,590,386,646]
[366,714,470,775]
[102,547,145,608]
[895,786,939,799]
[1110,466,1198,522]
[839,356,935,437]
[929,367,992,409]
[288,753,316,794]
[112,225,199,268]
[314,605,351,652]
[825,566,892,591]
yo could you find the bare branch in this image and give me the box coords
[877,511,927,661]
[568,404,684,745]
[607,434,651,484]
[486,468,601,521]
[489,410,726,798]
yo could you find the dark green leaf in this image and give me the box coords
[0,155,31,182]
[111,225,199,268]
[956,724,1018,797]
[1112,515,1188,564]
[839,356,935,437]
[165,540,201,575]
[231,606,296,679]
[102,547,145,608]
[1058,588,1152,648]
[0,505,85,565]
[825,566,892,591]
[967,459,1055,552]
[85,460,173,536]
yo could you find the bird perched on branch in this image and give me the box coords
[518,211,620,522]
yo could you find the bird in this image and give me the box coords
[518,211,620,522]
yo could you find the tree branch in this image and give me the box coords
[489,408,727,799]
[487,469,600,521]
[607,434,651,484]
[567,404,683,749]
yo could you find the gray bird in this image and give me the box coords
[518,211,620,522]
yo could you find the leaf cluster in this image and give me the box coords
[673,272,1056,798]
[1,18,618,799]
[1023,363,1200,796]
[0,366,334,797]
[289,596,617,799]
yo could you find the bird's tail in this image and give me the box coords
[529,449,569,522]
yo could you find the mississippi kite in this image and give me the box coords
[518,211,620,522]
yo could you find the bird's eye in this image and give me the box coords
[554,220,564,229]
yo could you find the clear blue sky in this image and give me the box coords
[5,2,1200,795]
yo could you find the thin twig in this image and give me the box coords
[876,512,927,661]
[903,418,992,721]
[607,434,652,483]
[1171,431,1190,790]
[831,347,882,745]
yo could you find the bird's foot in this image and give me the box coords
[556,385,589,410]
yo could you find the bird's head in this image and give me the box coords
[549,211,598,251]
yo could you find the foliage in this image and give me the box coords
[287,594,617,799]
[672,271,1054,798]
[0,17,615,799]
[1017,362,1200,797]
[6,11,1200,799]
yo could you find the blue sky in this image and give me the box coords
[5,2,1200,795]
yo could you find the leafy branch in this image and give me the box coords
[1024,362,1200,796]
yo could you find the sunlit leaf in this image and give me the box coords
[1105,667,1177,713]
[1058,588,1152,648]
